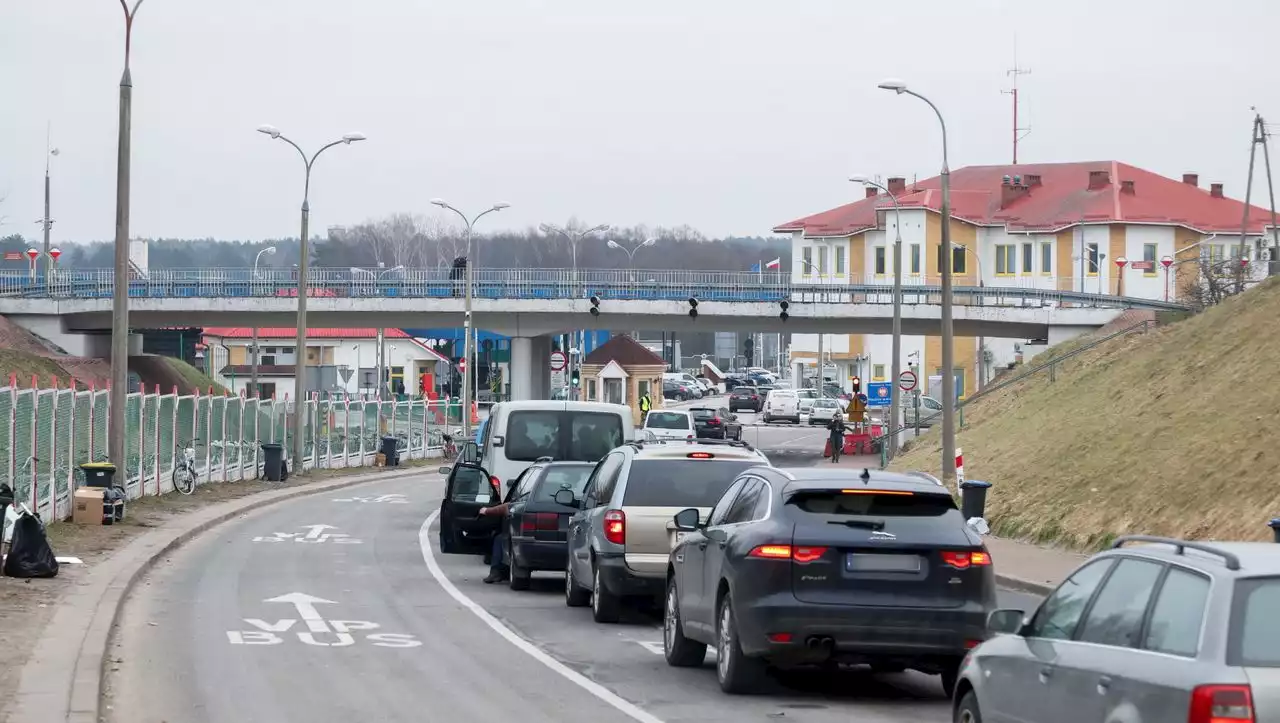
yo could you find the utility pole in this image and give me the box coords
[1238,110,1267,293]
[41,128,58,285]
[1001,43,1031,165]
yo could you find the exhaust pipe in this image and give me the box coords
[805,636,835,654]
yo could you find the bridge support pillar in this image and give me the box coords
[510,336,554,401]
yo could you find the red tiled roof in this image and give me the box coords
[774,161,1280,236]
[583,335,666,367]
[202,328,414,339]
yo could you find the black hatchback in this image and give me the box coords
[503,461,596,590]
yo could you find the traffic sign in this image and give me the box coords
[898,370,918,392]
[866,382,892,407]
[457,359,466,373]
[550,350,568,372]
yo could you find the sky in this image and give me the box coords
[2,0,1279,246]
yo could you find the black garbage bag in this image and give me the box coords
[3,510,58,578]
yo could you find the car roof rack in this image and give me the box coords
[1111,535,1241,571]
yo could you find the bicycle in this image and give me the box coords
[172,438,199,495]
[440,428,464,461]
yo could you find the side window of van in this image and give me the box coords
[478,415,493,459]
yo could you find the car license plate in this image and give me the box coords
[846,553,921,572]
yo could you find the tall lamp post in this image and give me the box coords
[108,0,145,472]
[39,142,59,285]
[431,199,509,436]
[257,125,366,471]
[850,175,903,459]
[606,237,656,280]
[542,222,610,398]
[250,245,278,397]
[878,78,956,482]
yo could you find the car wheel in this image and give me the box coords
[591,564,622,623]
[663,578,707,667]
[940,660,962,699]
[954,690,982,723]
[565,558,591,607]
[716,593,766,694]
[508,542,531,591]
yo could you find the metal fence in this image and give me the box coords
[0,382,457,524]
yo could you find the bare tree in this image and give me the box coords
[1178,255,1258,311]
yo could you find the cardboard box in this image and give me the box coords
[73,488,105,525]
[374,453,387,468]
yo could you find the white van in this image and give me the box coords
[474,400,634,488]
[762,389,801,424]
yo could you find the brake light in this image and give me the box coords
[604,509,626,545]
[490,476,502,497]
[520,512,560,533]
[688,452,714,459]
[841,489,913,496]
[941,551,992,569]
[1189,685,1254,723]
[748,545,828,563]
[792,546,828,563]
[708,418,721,426]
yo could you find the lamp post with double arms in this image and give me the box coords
[850,175,903,459]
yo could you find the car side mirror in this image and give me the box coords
[437,466,452,475]
[673,507,702,532]
[461,441,480,463]
[553,488,578,507]
[986,609,1026,636]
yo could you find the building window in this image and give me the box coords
[835,246,846,275]
[1143,243,1158,276]
[874,247,887,275]
[1087,243,1101,275]
[802,247,813,275]
[637,379,650,400]
[872,364,886,381]
[1041,242,1053,275]
[587,380,597,400]
[816,246,828,275]
[1022,243,1033,273]
[937,245,967,274]
[995,245,1016,276]
[910,244,921,274]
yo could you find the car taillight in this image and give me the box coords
[1189,685,1254,723]
[708,418,721,426]
[520,512,560,533]
[489,476,502,497]
[748,545,828,563]
[604,509,626,545]
[941,551,992,569]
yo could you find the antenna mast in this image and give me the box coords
[1002,41,1031,164]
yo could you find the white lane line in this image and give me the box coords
[418,513,666,723]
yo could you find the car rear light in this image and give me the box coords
[941,551,993,569]
[604,509,626,545]
[1189,685,1254,723]
[792,546,828,563]
[767,632,793,644]
[520,512,559,533]
[964,639,983,649]
[708,418,721,426]
[688,452,714,459]
[748,545,828,563]
[489,476,502,497]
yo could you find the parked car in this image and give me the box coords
[904,395,943,428]
[643,410,696,441]
[796,388,819,414]
[562,439,770,622]
[436,461,503,554]
[664,467,996,695]
[762,389,801,424]
[500,461,597,590]
[663,381,697,402]
[689,406,742,440]
[807,398,845,425]
[729,388,763,413]
[954,535,1280,723]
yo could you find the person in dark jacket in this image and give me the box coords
[449,256,467,297]
[478,500,511,583]
[827,413,847,463]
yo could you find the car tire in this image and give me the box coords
[508,543,531,591]
[663,578,707,667]
[591,564,622,623]
[716,593,766,694]
[565,558,591,607]
[954,690,982,723]
[940,661,962,699]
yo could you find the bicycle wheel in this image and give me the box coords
[172,464,196,495]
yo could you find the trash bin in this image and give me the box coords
[79,462,117,488]
[260,443,286,481]
[1269,518,1280,543]
[960,480,992,520]
[380,435,400,467]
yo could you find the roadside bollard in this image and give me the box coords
[960,480,992,521]
[1269,518,1280,543]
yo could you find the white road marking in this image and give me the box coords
[419,512,666,723]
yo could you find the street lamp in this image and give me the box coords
[432,199,509,436]
[541,222,609,400]
[878,77,958,483]
[250,245,278,397]
[606,237,656,278]
[39,144,59,284]
[851,175,904,459]
[258,125,366,470]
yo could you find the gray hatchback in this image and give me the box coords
[955,535,1280,723]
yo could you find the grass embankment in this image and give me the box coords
[892,277,1280,551]
[0,349,84,387]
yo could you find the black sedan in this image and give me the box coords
[728,388,762,413]
[502,461,596,590]
[663,467,996,695]
[664,380,697,401]
[689,406,742,440]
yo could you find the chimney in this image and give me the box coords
[1182,173,1199,187]
[865,186,878,199]
[1211,183,1224,199]
[887,177,906,195]
[1001,177,1031,208]
[1088,170,1111,190]
[1120,180,1136,195]
[1025,174,1042,187]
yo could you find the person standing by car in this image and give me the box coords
[478,501,511,583]
[639,390,652,425]
[826,412,847,463]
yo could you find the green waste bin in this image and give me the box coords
[79,462,117,488]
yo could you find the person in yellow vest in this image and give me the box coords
[639,391,653,425]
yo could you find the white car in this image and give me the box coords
[795,388,819,413]
[808,397,846,425]
[642,409,696,441]
[761,389,801,424]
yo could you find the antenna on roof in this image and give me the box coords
[1001,36,1032,164]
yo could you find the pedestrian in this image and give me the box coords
[827,412,847,464]
[449,256,467,298]
[639,390,652,425]
[478,500,511,583]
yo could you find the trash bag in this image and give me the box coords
[3,509,59,578]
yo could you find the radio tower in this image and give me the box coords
[1002,42,1032,164]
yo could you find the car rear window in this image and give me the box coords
[504,411,624,463]
[788,490,956,517]
[690,409,716,419]
[532,465,595,503]
[646,412,690,430]
[621,460,756,507]
[1229,577,1280,667]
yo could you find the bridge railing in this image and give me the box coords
[0,267,1189,311]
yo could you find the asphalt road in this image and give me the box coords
[108,467,1040,723]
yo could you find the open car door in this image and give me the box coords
[438,462,503,554]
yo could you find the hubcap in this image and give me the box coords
[717,604,732,679]
[664,586,678,649]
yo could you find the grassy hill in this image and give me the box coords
[892,277,1280,550]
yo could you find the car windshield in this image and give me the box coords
[771,392,796,399]
[1229,577,1280,667]
[504,411,624,462]
[532,465,595,503]
[621,460,757,507]
[646,412,690,429]
[788,489,956,517]
[814,400,837,408]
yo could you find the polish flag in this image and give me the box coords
[765,257,781,270]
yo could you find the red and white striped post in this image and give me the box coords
[30,375,39,511]
[87,381,97,463]
[955,447,965,488]
[220,388,229,483]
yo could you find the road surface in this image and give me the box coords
[108,469,1039,723]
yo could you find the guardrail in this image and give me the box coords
[0,267,1190,311]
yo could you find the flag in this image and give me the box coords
[749,262,762,273]
[765,257,782,270]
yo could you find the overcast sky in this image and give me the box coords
[2,0,1278,245]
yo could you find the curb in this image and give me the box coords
[9,465,435,723]
[995,572,1055,598]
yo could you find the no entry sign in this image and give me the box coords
[898,370,918,392]
[550,350,568,372]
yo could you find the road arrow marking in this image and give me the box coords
[265,592,337,633]
[300,524,337,540]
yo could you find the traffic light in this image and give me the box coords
[744,337,754,365]
[779,300,789,321]
[688,296,699,318]
[589,295,601,316]
[851,376,861,395]
[571,368,581,387]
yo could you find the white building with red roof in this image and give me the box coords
[774,161,1277,397]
